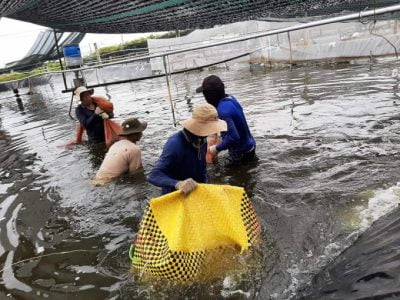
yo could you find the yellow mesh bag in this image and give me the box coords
[130,184,261,282]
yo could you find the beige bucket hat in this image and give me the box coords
[180,103,227,136]
[74,86,94,101]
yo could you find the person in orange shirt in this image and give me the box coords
[92,117,147,185]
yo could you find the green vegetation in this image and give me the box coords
[0,61,64,82]
[0,30,193,83]
[0,72,29,82]
[96,31,191,55]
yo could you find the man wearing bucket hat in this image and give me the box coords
[75,86,113,144]
[148,103,227,195]
[196,75,256,163]
[92,117,147,185]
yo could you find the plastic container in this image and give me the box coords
[63,44,83,68]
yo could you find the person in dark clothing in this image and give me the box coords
[74,86,113,144]
[148,103,227,195]
[196,75,256,163]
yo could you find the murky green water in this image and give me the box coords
[1,61,400,299]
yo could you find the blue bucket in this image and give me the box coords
[63,44,83,68]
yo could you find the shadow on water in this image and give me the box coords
[1,61,400,298]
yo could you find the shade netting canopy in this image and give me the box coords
[0,0,398,33]
[2,31,85,72]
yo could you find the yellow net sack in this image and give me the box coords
[130,184,261,282]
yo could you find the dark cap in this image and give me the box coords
[195,75,224,93]
[119,117,147,136]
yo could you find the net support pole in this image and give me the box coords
[68,92,75,120]
[287,32,293,70]
[53,28,68,90]
[162,55,177,127]
[94,43,102,65]
[267,36,272,67]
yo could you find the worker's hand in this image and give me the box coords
[209,145,218,156]
[175,178,198,195]
[100,112,109,120]
[94,107,104,115]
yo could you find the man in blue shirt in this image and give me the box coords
[75,86,112,144]
[196,75,256,163]
[148,103,227,195]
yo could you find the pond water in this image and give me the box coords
[1,60,400,299]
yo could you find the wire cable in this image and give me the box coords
[367,0,399,60]
[0,249,100,273]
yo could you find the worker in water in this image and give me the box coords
[75,86,113,145]
[196,75,256,163]
[148,103,227,195]
[92,117,147,185]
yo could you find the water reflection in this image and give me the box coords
[16,98,24,112]
[1,61,400,298]
[87,144,108,169]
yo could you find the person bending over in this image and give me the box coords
[92,117,147,185]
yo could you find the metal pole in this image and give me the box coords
[267,35,272,67]
[162,55,177,126]
[68,92,75,120]
[287,32,293,70]
[53,28,68,90]
[58,50,256,92]
[94,43,102,64]
[43,4,400,76]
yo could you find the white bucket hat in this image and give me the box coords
[180,103,227,136]
[74,86,94,101]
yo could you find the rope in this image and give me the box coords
[128,244,135,262]
[357,0,399,60]
[0,249,99,273]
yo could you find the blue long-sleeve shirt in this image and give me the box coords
[215,95,255,160]
[75,105,105,144]
[148,130,207,195]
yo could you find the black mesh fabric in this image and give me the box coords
[0,0,398,33]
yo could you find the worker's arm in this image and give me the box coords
[216,116,240,152]
[148,139,179,189]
